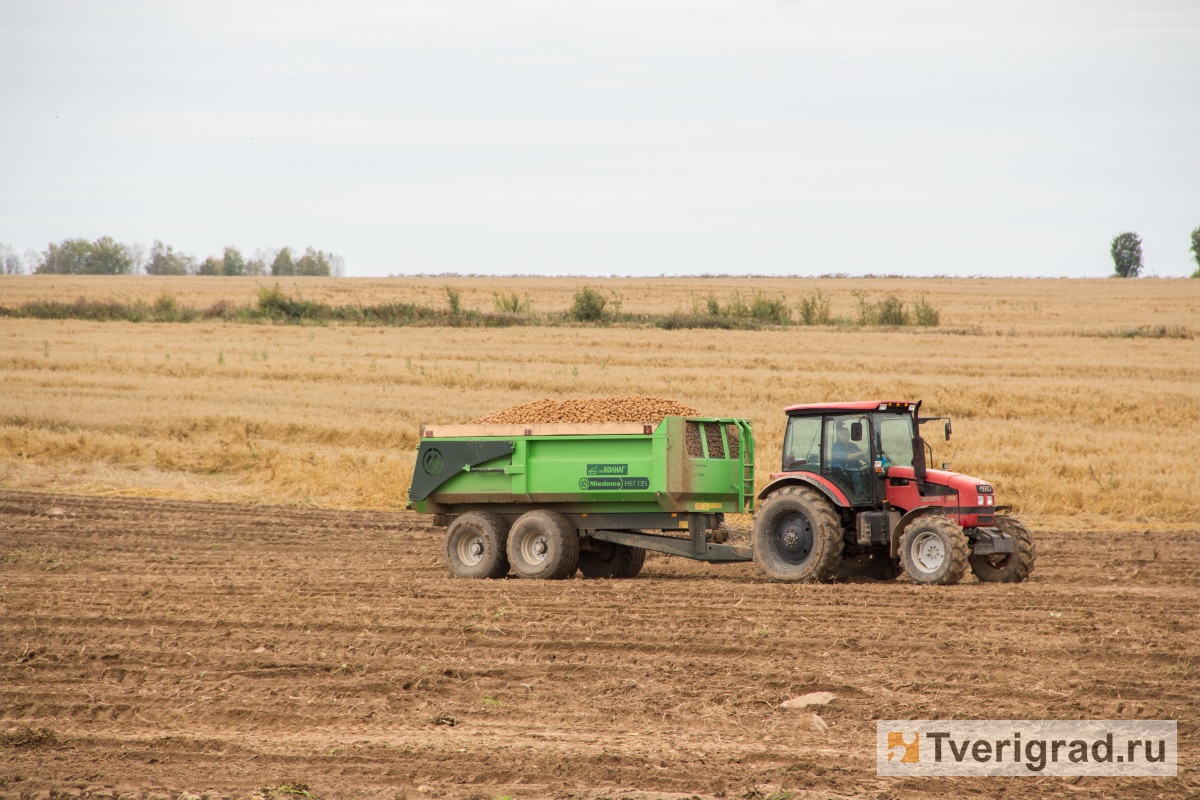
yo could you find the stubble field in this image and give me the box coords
[2,276,1199,798]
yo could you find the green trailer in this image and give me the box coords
[407,416,755,579]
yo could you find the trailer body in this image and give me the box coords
[409,416,755,518]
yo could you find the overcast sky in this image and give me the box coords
[2,1,1198,277]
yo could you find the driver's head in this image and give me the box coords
[836,428,850,444]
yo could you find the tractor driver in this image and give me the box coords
[831,424,868,495]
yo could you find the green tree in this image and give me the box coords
[145,240,195,275]
[198,256,223,275]
[87,236,134,274]
[36,238,93,274]
[222,246,247,276]
[295,247,332,276]
[1190,224,1200,278]
[1110,232,1143,278]
[271,247,296,276]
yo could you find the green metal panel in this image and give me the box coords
[407,416,754,517]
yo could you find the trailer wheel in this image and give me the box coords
[969,515,1037,583]
[578,541,647,579]
[507,510,580,580]
[752,486,843,582]
[899,514,969,585]
[444,512,510,579]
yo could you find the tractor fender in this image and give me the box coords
[889,505,945,557]
[758,473,851,508]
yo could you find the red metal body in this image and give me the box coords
[882,466,996,528]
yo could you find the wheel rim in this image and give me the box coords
[455,532,487,567]
[910,531,946,573]
[773,511,814,565]
[519,531,550,566]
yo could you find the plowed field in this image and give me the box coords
[2,492,1196,799]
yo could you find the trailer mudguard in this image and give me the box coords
[409,439,515,502]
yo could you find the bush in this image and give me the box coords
[256,284,327,321]
[445,286,463,316]
[569,286,608,322]
[797,291,832,325]
[749,293,790,324]
[913,295,940,327]
[493,292,530,314]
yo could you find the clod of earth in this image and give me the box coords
[781,691,837,710]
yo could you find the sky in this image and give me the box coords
[2,1,1199,278]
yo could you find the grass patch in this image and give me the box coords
[0,284,946,330]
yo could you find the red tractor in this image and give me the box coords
[752,400,1036,585]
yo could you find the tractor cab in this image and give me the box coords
[776,400,996,527]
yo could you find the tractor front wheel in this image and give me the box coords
[899,514,969,585]
[969,515,1037,583]
[752,486,843,582]
[506,510,580,580]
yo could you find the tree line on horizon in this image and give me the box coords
[1109,224,1200,278]
[0,238,345,277]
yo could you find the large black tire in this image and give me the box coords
[752,486,843,582]
[444,512,510,579]
[899,514,969,585]
[578,541,647,579]
[970,515,1037,583]
[506,510,580,580]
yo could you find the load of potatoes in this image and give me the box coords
[472,396,698,425]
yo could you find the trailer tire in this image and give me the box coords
[445,512,510,579]
[578,541,647,579]
[899,514,969,585]
[969,515,1037,583]
[752,486,843,582]
[507,510,580,580]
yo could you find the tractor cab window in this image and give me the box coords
[782,415,821,473]
[874,413,915,469]
[823,414,871,504]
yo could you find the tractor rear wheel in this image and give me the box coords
[752,486,843,582]
[578,541,647,579]
[445,511,510,579]
[969,515,1037,583]
[899,514,969,585]
[506,510,580,580]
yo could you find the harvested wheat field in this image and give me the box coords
[3,276,1200,529]
[1,491,1197,800]
[1,276,1199,798]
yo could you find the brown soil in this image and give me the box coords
[471,397,699,425]
[1,491,1196,800]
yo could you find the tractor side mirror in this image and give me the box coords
[850,422,863,441]
[912,436,927,483]
[945,421,952,441]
